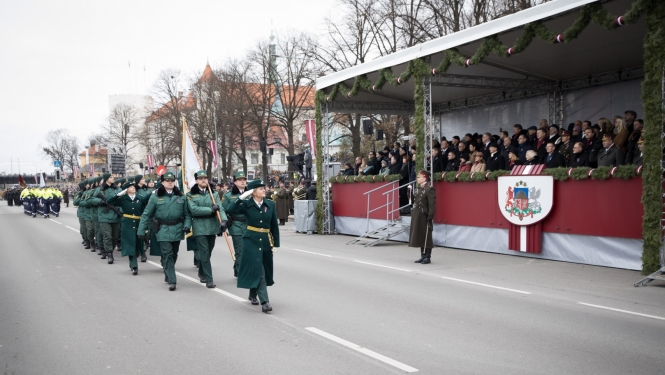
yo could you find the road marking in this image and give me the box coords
[305,327,418,373]
[441,276,531,295]
[146,260,245,302]
[65,226,80,233]
[49,219,62,224]
[286,248,333,257]
[578,302,665,321]
[354,260,411,272]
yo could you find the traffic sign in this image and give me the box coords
[54,160,62,168]
[156,165,166,176]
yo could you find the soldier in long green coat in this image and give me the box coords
[226,179,280,313]
[73,180,89,248]
[81,178,99,253]
[137,171,192,291]
[107,181,152,275]
[410,171,436,264]
[186,170,228,288]
[274,180,289,225]
[221,171,248,277]
[89,174,122,264]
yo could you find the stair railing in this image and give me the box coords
[381,181,413,232]
[363,180,398,234]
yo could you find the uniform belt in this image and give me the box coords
[230,216,246,222]
[246,225,274,247]
[194,214,216,219]
[123,214,141,220]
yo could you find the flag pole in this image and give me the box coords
[206,185,235,261]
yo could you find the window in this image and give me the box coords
[273,137,281,144]
[281,153,285,164]
[267,154,273,164]
[251,154,258,164]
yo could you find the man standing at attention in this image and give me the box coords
[411,171,436,265]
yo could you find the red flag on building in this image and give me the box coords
[89,165,94,176]
[305,119,316,156]
[18,175,27,188]
[73,166,78,178]
[147,154,154,169]
[207,140,218,169]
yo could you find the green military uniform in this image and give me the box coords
[286,183,294,214]
[137,172,192,290]
[222,171,248,277]
[410,171,436,264]
[73,181,89,246]
[81,178,99,252]
[89,174,122,263]
[186,170,227,287]
[134,175,150,260]
[226,179,280,312]
[108,182,152,274]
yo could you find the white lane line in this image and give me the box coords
[354,260,411,272]
[441,276,531,295]
[49,219,62,224]
[65,226,80,233]
[286,248,333,257]
[305,327,418,373]
[146,260,245,302]
[578,302,665,321]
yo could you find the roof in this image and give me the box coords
[316,0,645,109]
[79,145,108,156]
[198,63,218,84]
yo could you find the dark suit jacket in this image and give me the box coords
[533,138,548,163]
[444,160,460,172]
[486,153,506,171]
[431,155,445,173]
[569,153,590,168]
[517,143,532,163]
[544,152,565,169]
[596,145,625,167]
[632,152,643,166]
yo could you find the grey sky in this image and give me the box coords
[0,0,336,175]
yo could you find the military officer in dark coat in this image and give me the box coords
[410,171,436,264]
[186,170,228,288]
[137,171,192,291]
[107,181,152,275]
[275,180,289,225]
[544,142,565,169]
[222,171,248,277]
[226,179,280,313]
[592,133,625,167]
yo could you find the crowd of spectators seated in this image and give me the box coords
[428,110,644,173]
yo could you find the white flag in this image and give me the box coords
[181,119,202,194]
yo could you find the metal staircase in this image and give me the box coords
[346,180,413,247]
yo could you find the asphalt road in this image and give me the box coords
[1,203,664,374]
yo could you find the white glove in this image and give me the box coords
[117,189,127,196]
[239,189,253,200]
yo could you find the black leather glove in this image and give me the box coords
[100,201,108,206]
[211,204,219,213]
[427,219,433,227]
[183,227,190,233]
[220,220,228,234]
[137,235,145,241]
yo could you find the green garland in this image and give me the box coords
[640,0,665,274]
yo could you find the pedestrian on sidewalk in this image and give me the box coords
[410,171,436,264]
[226,179,280,313]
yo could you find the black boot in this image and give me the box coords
[249,296,259,305]
[140,252,147,262]
[107,253,114,264]
[100,248,106,259]
[261,302,272,313]
[84,241,91,250]
[421,248,432,264]
[415,247,425,263]
[131,268,138,275]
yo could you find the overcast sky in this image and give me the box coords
[0,0,337,175]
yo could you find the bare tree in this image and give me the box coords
[41,129,80,173]
[106,103,142,171]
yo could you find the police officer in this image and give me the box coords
[410,171,436,264]
[226,179,280,313]
[91,174,122,264]
[221,171,248,277]
[137,171,192,291]
[186,170,228,288]
[107,181,152,275]
[41,187,53,218]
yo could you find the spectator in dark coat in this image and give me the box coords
[544,142,565,169]
[524,150,539,165]
[517,134,532,163]
[399,154,411,207]
[625,119,643,164]
[342,162,355,176]
[558,130,574,166]
[368,151,381,176]
[486,143,506,171]
[499,136,512,169]
[533,128,549,163]
[527,126,538,145]
[569,142,590,167]
[444,150,459,172]
[592,133,625,167]
[354,157,362,176]
[457,141,470,161]
[388,155,402,175]
[431,145,445,173]
[631,138,644,166]
[511,124,523,146]
[507,149,522,171]
[305,181,317,200]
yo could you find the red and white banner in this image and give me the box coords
[305,119,316,156]
[207,140,218,169]
[63,172,68,180]
[73,166,78,177]
[147,154,155,169]
[89,165,94,176]
[34,174,38,184]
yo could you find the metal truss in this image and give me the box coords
[548,90,564,127]
[635,63,665,287]
[325,101,414,115]
[321,103,332,235]
[423,77,434,177]
[433,66,644,115]
[430,73,552,91]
